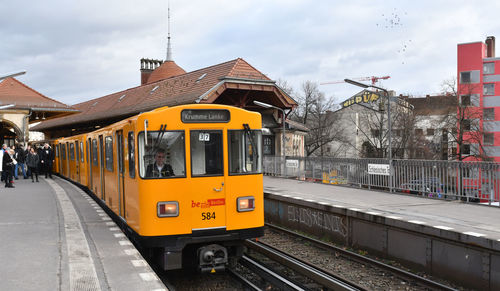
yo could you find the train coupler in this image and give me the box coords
[197,244,228,273]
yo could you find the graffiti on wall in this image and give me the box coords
[287,205,347,237]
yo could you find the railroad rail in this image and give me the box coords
[266,223,458,291]
[240,239,365,291]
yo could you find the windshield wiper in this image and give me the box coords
[243,123,259,161]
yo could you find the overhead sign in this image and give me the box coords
[342,91,380,108]
[181,109,230,123]
[368,164,390,176]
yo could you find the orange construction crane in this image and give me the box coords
[320,75,390,86]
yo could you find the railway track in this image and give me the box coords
[229,239,365,291]
[265,223,459,291]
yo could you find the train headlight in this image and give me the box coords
[237,196,255,212]
[157,201,179,217]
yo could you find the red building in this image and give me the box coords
[457,36,499,162]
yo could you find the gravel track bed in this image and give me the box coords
[163,270,242,291]
[260,227,468,291]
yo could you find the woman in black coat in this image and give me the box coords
[26,147,40,182]
[3,149,15,188]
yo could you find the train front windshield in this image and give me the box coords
[228,130,262,175]
[138,128,262,179]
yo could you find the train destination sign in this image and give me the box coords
[342,91,380,108]
[181,109,230,123]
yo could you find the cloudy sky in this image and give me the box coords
[2,0,500,106]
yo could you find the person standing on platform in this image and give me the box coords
[3,149,15,188]
[26,147,39,182]
[25,144,31,178]
[40,143,54,178]
[14,143,27,180]
[0,144,5,182]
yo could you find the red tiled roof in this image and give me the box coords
[33,58,284,131]
[0,77,74,110]
[146,60,186,83]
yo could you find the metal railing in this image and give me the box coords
[263,156,500,206]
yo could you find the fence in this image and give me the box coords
[263,156,500,206]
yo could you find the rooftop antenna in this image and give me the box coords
[166,0,173,61]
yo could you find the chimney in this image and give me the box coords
[486,36,495,58]
[140,58,163,85]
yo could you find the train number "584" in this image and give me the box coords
[201,212,216,220]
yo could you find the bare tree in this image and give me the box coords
[276,78,294,96]
[288,81,346,156]
[441,77,489,161]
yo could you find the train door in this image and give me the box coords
[58,144,63,175]
[75,141,80,183]
[65,142,70,177]
[99,135,105,201]
[116,130,125,218]
[189,130,226,230]
[79,141,85,185]
[87,139,92,190]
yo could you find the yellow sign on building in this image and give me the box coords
[342,91,380,108]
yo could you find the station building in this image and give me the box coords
[457,36,500,162]
[0,77,77,146]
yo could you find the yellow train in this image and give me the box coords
[53,104,264,272]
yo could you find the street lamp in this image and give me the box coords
[253,100,286,157]
[0,71,26,81]
[344,79,393,192]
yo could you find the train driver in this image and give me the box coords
[146,148,174,178]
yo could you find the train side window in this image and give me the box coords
[138,130,185,179]
[190,130,223,177]
[80,142,84,163]
[69,143,75,161]
[128,131,135,178]
[75,142,79,162]
[86,140,90,163]
[61,144,66,160]
[105,136,113,172]
[92,139,98,166]
[55,145,59,157]
[228,129,262,175]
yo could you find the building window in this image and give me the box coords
[371,129,380,137]
[460,72,471,83]
[484,108,495,120]
[484,62,495,75]
[263,136,275,155]
[462,144,471,155]
[461,95,471,106]
[484,83,495,96]
[442,129,448,142]
[463,119,471,131]
[415,128,423,136]
[426,129,435,136]
[484,133,494,145]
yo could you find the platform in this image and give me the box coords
[264,176,500,240]
[263,176,500,289]
[0,176,166,291]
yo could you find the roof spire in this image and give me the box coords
[166,0,173,61]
